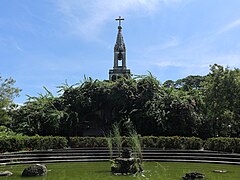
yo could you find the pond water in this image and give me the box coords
[0,162,239,180]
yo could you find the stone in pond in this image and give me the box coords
[22,164,47,177]
[182,172,205,179]
[0,171,13,176]
[213,170,227,173]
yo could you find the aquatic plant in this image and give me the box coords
[105,133,113,159]
[112,123,122,157]
[128,129,142,160]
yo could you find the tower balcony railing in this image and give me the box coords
[109,68,130,74]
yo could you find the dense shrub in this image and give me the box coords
[69,136,134,148]
[69,137,108,148]
[0,126,18,137]
[0,135,25,152]
[182,137,203,150]
[141,136,159,148]
[2,136,240,153]
[163,136,184,149]
[0,136,67,152]
[154,136,202,150]
[69,136,203,150]
[204,137,240,153]
[25,136,67,150]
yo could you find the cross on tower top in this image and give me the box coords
[115,16,124,26]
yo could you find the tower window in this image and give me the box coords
[118,52,123,60]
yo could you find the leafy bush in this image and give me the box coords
[0,136,67,152]
[0,135,25,152]
[182,137,203,150]
[0,125,18,137]
[69,136,203,150]
[7,136,240,153]
[69,137,108,148]
[164,136,184,149]
[204,137,240,153]
[141,136,159,148]
[156,136,202,150]
[25,136,67,150]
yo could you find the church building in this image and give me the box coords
[109,16,131,81]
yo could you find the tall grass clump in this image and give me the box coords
[106,133,113,159]
[112,123,122,157]
[129,129,142,160]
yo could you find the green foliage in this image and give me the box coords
[0,75,20,126]
[8,74,207,138]
[141,136,159,148]
[0,135,25,152]
[69,136,202,150]
[11,88,67,136]
[26,136,68,150]
[9,64,240,139]
[111,123,122,156]
[3,135,240,154]
[106,136,113,159]
[150,136,203,150]
[175,75,205,90]
[204,137,240,153]
[0,125,18,137]
[203,64,240,137]
[128,129,142,159]
[69,137,108,148]
[0,136,67,152]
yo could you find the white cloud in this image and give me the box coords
[154,61,207,68]
[55,0,185,40]
[146,54,240,80]
[146,36,179,53]
[218,18,240,34]
[0,36,24,52]
[14,42,24,52]
[209,54,240,67]
[146,52,240,80]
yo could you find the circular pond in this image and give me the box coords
[0,162,239,179]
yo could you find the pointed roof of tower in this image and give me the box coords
[114,16,126,52]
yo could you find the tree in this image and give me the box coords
[131,74,163,135]
[12,87,66,136]
[203,64,240,137]
[175,75,205,90]
[163,75,205,90]
[0,75,20,126]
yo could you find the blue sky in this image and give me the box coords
[1,0,240,104]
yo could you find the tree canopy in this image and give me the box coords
[6,64,240,138]
[0,75,20,126]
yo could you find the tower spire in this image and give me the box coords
[109,16,131,81]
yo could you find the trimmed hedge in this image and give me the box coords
[142,136,203,150]
[0,136,67,152]
[204,137,240,153]
[69,136,135,148]
[1,136,240,153]
[69,137,108,148]
[69,136,203,150]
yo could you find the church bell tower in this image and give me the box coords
[109,16,131,81]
